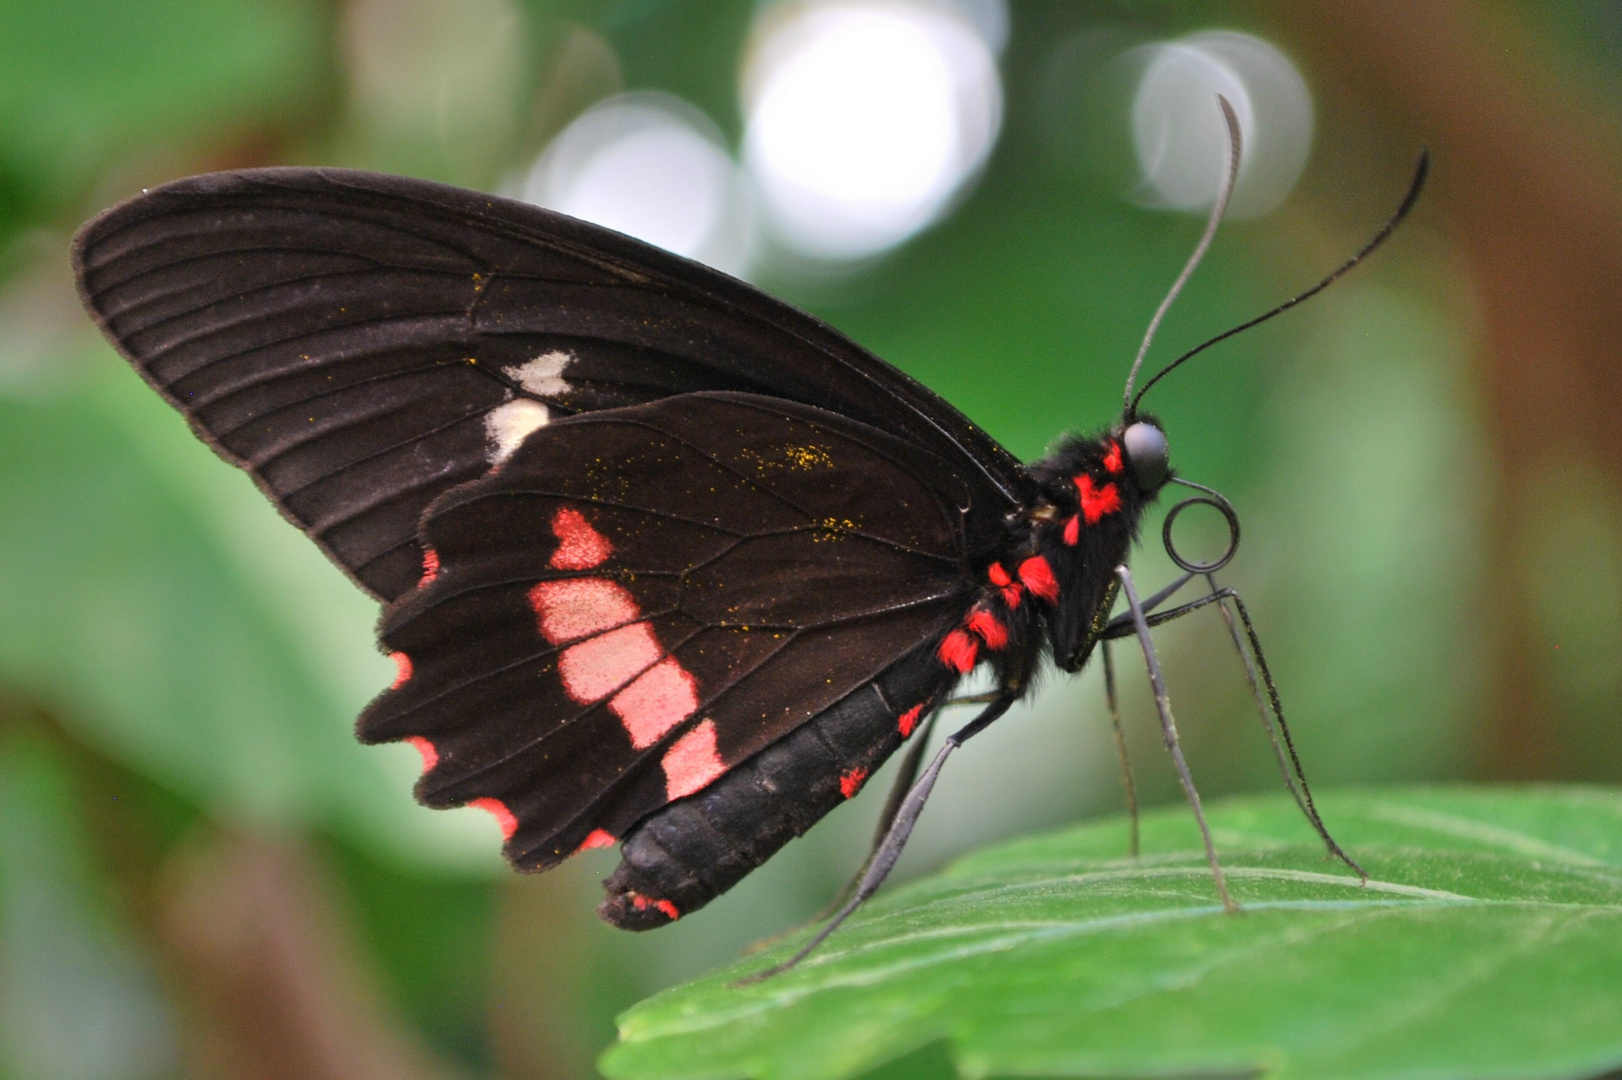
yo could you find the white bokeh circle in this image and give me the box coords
[1129,30,1313,216]
[742,1,1004,261]
[523,92,745,274]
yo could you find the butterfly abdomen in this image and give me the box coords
[599,646,954,928]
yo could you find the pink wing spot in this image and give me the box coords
[390,651,413,688]
[1103,441,1123,474]
[1076,475,1122,524]
[1063,514,1081,546]
[559,622,663,703]
[611,656,700,749]
[898,703,925,738]
[663,718,726,800]
[406,736,438,772]
[550,506,613,570]
[966,608,1008,650]
[419,547,440,586]
[839,767,869,799]
[469,797,517,840]
[1019,555,1060,603]
[529,578,639,645]
[937,629,979,673]
[576,828,616,853]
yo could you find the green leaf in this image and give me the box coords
[602,786,1622,1080]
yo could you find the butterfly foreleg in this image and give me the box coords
[1113,565,1237,912]
[1100,640,1140,857]
[815,702,946,924]
[1101,575,1364,879]
[1202,579,1365,878]
[738,690,1018,983]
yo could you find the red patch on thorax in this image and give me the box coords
[839,767,868,799]
[1102,441,1123,474]
[1075,475,1122,524]
[897,703,925,737]
[986,563,1022,608]
[966,608,1008,650]
[937,629,979,673]
[1019,555,1060,603]
[549,506,613,570]
[1063,514,1081,546]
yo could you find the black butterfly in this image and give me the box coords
[72,109,1426,971]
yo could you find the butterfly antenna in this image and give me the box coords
[1121,95,1243,414]
[1130,145,1432,413]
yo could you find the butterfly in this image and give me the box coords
[72,102,1426,970]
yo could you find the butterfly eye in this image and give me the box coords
[1122,422,1169,490]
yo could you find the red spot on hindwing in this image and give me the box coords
[611,657,700,749]
[530,575,705,751]
[576,828,616,853]
[663,719,726,800]
[390,651,413,688]
[897,703,925,737]
[966,608,1008,650]
[560,623,664,703]
[840,767,869,799]
[419,547,439,586]
[529,578,639,645]
[938,629,979,673]
[1019,555,1060,603]
[1063,514,1081,546]
[1075,475,1122,524]
[549,506,613,570]
[406,736,438,772]
[469,797,517,840]
[1103,441,1123,474]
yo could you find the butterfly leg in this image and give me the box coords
[798,703,946,929]
[1100,641,1141,857]
[1100,581,1364,879]
[738,692,1018,983]
[1205,581,1365,879]
[1113,565,1237,912]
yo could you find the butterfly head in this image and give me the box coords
[1121,420,1169,492]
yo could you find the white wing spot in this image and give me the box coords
[504,350,575,397]
[486,398,550,463]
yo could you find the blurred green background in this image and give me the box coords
[1,1,1620,1077]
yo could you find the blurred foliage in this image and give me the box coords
[0,0,1617,1078]
[604,788,1622,1080]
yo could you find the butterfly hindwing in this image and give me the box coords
[359,392,981,867]
[72,167,1028,601]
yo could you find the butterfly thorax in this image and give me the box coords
[1022,423,1164,673]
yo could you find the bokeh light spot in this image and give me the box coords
[1129,31,1312,216]
[523,93,744,274]
[742,1,1004,262]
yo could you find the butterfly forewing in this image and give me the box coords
[360,393,980,867]
[73,167,1027,601]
